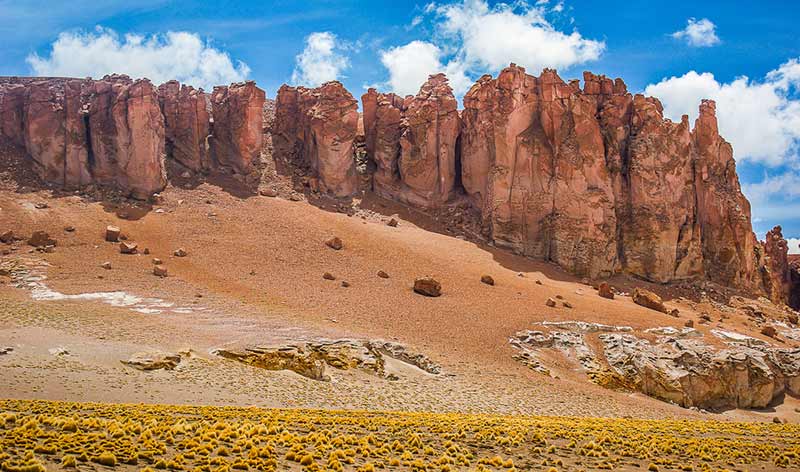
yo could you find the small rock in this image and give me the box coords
[152,258,163,265]
[153,266,168,277]
[0,230,13,243]
[761,325,778,338]
[787,313,798,325]
[289,194,302,201]
[34,202,48,209]
[28,231,56,247]
[632,287,667,313]
[684,319,694,328]
[773,417,782,424]
[122,351,181,371]
[143,248,150,255]
[341,281,350,287]
[700,313,712,323]
[64,225,75,232]
[562,301,573,309]
[105,225,121,242]
[555,294,563,300]
[545,298,557,307]
[480,275,495,286]
[325,236,343,250]
[413,277,442,297]
[387,218,398,227]
[535,279,542,285]
[260,188,278,197]
[598,282,614,300]
[377,270,390,279]
[150,193,164,204]
[174,248,187,257]
[323,272,336,280]
[0,347,13,355]
[101,262,112,270]
[119,242,138,254]
[668,309,680,317]
[180,171,191,179]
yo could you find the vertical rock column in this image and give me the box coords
[210,81,266,175]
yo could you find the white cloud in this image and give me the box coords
[291,31,350,87]
[787,238,800,254]
[380,0,603,97]
[644,58,800,166]
[671,18,720,47]
[379,40,473,97]
[26,27,249,90]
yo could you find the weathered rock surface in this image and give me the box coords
[413,277,442,297]
[511,322,800,410]
[362,74,460,207]
[764,225,792,304]
[214,339,440,381]
[274,81,358,197]
[158,80,210,172]
[121,351,181,371]
[631,287,667,313]
[0,75,167,199]
[210,81,265,174]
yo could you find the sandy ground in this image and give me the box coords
[1,181,799,423]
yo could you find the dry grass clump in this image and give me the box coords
[0,399,798,471]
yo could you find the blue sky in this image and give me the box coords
[2,0,800,248]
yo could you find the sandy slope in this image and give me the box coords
[1,181,798,423]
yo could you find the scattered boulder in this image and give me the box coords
[632,287,667,313]
[105,226,121,242]
[173,248,187,257]
[323,272,336,280]
[152,258,163,265]
[563,301,573,309]
[545,298,557,307]
[153,266,168,277]
[761,325,778,338]
[480,275,495,286]
[685,319,694,328]
[598,282,614,300]
[28,231,55,247]
[325,236,343,250]
[413,277,442,297]
[340,280,350,288]
[259,188,278,197]
[0,231,13,243]
[100,262,112,270]
[121,351,181,371]
[0,347,13,355]
[377,270,390,279]
[669,309,680,317]
[387,218,398,227]
[119,242,138,254]
[64,226,75,232]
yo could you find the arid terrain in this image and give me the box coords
[2,67,800,471]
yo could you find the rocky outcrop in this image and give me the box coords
[274,81,359,197]
[214,339,440,381]
[362,74,460,207]
[511,322,800,410]
[158,81,210,172]
[121,351,182,371]
[210,81,265,174]
[764,225,791,303]
[0,75,167,199]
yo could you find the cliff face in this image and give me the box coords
[0,76,265,197]
[362,73,461,208]
[0,68,793,301]
[273,81,359,197]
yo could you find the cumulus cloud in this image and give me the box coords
[26,27,249,90]
[644,58,800,166]
[787,238,800,254]
[671,18,720,47]
[381,0,604,96]
[379,40,471,97]
[742,171,800,225]
[291,31,350,87]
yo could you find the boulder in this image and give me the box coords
[173,248,187,257]
[545,298,557,307]
[322,272,336,281]
[413,277,442,297]
[0,230,13,243]
[119,242,138,254]
[105,225,121,242]
[325,236,343,250]
[480,274,495,286]
[377,270,390,279]
[28,231,55,247]
[632,287,667,313]
[598,282,614,300]
[153,265,168,277]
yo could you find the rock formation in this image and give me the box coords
[157,80,210,172]
[764,226,791,303]
[0,75,166,199]
[210,81,265,174]
[362,74,460,207]
[274,81,359,197]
